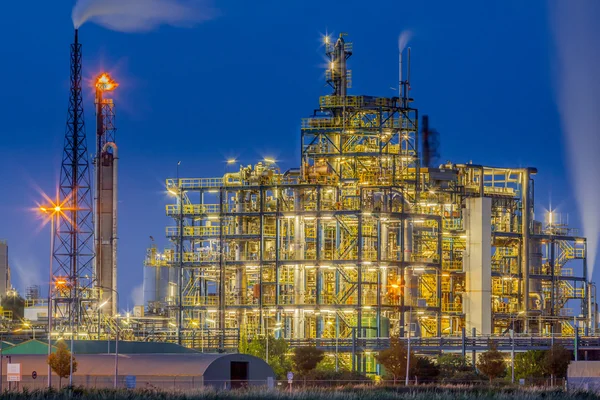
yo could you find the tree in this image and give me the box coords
[477,343,506,384]
[544,344,571,385]
[375,337,414,384]
[47,341,77,388]
[247,335,291,379]
[291,346,325,375]
[514,350,547,380]
[412,355,439,383]
[238,328,249,354]
[315,356,338,372]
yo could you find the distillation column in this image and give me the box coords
[293,192,306,338]
[95,73,119,316]
[463,197,492,335]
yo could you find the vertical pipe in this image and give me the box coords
[399,50,405,107]
[407,48,411,90]
[177,177,183,345]
[47,214,54,389]
[114,324,119,388]
[521,169,530,333]
[275,194,281,308]
[219,188,226,351]
[357,190,363,343]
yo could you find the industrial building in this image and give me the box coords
[0,241,11,298]
[142,33,596,372]
[0,353,273,390]
[15,28,595,378]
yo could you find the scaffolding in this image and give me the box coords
[144,33,595,371]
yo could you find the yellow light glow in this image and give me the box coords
[227,159,237,164]
[55,279,67,287]
[264,158,276,164]
[54,206,61,212]
[96,73,119,92]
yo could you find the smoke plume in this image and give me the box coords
[72,0,216,32]
[550,0,600,279]
[10,256,43,294]
[398,30,412,53]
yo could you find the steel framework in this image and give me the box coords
[143,33,596,372]
[53,29,96,334]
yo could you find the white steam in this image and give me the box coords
[398,30,412,53]
[72,0,216,32]
[550,0,600,279]
[131,283,144,306]
[10,256,43,293]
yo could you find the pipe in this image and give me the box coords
[224,172,241,186]
[103,142,118,316]
[529,293,542,310]
[399,48,403,102]
[407,47,411,90]
[588,282,596,334]
[522,168,530,332]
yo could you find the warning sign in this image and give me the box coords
[7,364,21,382]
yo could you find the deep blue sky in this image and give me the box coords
[0,1,580,309]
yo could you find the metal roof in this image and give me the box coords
[2,340,56,355]
[0,340,198,355]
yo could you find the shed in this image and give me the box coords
[0,353,274,390]
[568,361,600,391]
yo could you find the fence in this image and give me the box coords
[1,376,273,391]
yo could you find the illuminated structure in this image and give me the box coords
[94,73,119,317]
[0,240,10,298]
[144,34,596,368]
[52,29,96,332]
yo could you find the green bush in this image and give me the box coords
[437,354,482,383]
[295,369,372,386]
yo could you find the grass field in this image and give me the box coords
[0,386,598,400]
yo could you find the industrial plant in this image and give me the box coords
[141,33,596,372]
[0,30,596,377]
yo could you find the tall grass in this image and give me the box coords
[0,387,598,400]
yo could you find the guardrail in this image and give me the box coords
[286,335,598,352]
